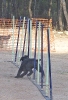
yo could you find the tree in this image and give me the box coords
[58,0,68,30]
[34,0,36,17]
[61,0,68,30]
[29,0,32,18]
[58,0,63,31]
[0,0,68,30]
[2,0,6,18]
[0,0,2,17]
[48,0,52,19]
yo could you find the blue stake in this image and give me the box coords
[47,28,53,100]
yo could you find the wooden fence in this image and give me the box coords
[0,18,54,51]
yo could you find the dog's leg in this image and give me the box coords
[36,64,45,77]
[27,69,33,76]
[19,70,28,78]
[39,67,45,77]
[15,66,23,78]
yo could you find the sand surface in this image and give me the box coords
[0,34,68,100]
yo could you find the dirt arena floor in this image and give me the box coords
[0,51,46,100]
[0,33,68,100]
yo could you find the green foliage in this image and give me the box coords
[0,0,51,18]
[0,0,68,30]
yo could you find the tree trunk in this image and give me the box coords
[48,0,52,27]
[61,0,68,30]
[56,0,60,30]
[0,0,2,17]
[58,0,63,31]
[15,0,17,18]
[48,0,52,19]
[29,0,32,18]
[2,0,6,18]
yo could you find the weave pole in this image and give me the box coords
[27,19,30,57]
[33,21,38,80]
[37,22,41,84]
[12,16,15,62]
[22,18,27,56]
[29,20,32,58]
[47,28,53,100]
[41,24,44,89]
[19,17,25,57]
[15,17,21,62]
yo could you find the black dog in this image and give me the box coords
[20,55,28,61]
[15,55,45,78]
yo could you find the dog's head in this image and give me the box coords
[20,55,29,61]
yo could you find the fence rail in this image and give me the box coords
[0,18,52,29]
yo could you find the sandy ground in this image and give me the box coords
[54,33,68,53]
[51,33,68,100]
[0,34,68,100]
[0,52,46,100]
